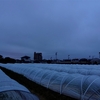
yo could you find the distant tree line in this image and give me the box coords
[0,55,31,64]
[0,54,99,64]
[0,54,55,64]
[0,55,15,63]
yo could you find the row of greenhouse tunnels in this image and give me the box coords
[1,63,100,100]
[0,64,76,100]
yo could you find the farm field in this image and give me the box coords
[1,64,100,100]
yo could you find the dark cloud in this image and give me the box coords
[0,0,100,59]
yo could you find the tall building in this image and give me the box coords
[34,52,42,61]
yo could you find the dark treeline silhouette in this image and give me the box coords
[0,55,31,64]
[0,55,17,63]
[0,54,100,64]
[4,57,16,63]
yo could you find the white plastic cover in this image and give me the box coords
[0,90,39,100]
[1,64,100,100]
[0,69,39,100]
[0,69,29,92]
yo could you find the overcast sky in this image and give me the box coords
[0,0,100,60]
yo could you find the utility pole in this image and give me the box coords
[55,52,57,60]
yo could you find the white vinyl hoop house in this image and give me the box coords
[0,69,39,100]
[1,64,100,100]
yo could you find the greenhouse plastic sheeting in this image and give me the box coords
[1,64,100,100]
[0,90,39,100]
[0,69,39,100]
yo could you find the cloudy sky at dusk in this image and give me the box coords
[0,0,100,60]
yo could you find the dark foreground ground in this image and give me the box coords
[0,66,77,100]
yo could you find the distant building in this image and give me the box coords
[21,56,31,63]
[91,58,100,64]
[59,59,72,64]
[34,52,42,62]
[71,59,79,64]
[79,58,88,64]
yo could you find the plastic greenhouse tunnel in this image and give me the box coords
[0,69,39,100]
[1,64,100,100]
